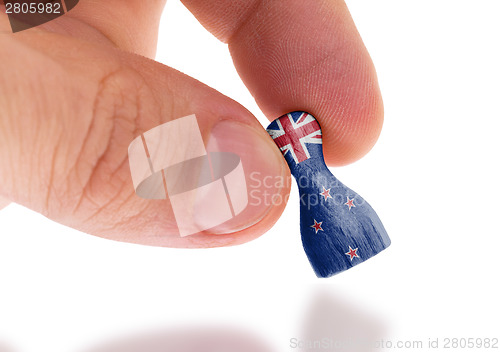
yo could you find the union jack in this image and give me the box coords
[267,112,322,164]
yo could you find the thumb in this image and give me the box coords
[0,30,289,247]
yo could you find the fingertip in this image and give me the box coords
[224,0,385,166]
[253,47,385,167]
[183,119,292,248]
[0,196,11,211]
[318,68,385,166]
[186,175,291,248]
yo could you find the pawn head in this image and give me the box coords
[267,112,391,277]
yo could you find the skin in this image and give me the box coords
[0,0,383,248]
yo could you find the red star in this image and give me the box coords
[344,196,356,210]
[319,186,332,201]
[310,219,323,233]
[345,246,360,261]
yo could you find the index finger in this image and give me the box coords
[182,0,383,166]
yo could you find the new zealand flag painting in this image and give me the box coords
[267,112,391,278]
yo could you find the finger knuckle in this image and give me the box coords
[66,67,158,222]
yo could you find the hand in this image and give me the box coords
[0,0,383,247]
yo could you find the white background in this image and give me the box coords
[1,1,499,351]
